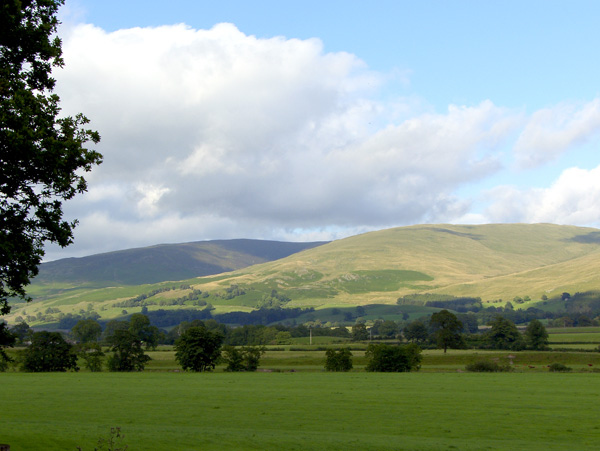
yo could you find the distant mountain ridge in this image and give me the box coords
[35,239,328,286]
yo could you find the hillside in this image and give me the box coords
[196,223,600,306]
[34,239,328,286]
[7,223,600,327]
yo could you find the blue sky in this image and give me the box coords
[46,0,600,259]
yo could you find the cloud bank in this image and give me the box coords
[47,22,600,259]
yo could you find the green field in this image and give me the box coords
[1,372,599,450]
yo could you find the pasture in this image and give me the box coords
[1,372,599,450]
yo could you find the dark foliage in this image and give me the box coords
[429,310,465,353]
[175,326,223,372]
[486,316,525,351]
[221,345,265,372]
[20,331,78,372]
[106,330,150,372]
[215,307,312,325]
[365,343,422,372]
[548,363,572,372]
[465,360,512,372]
[324,348,353,372]
[0,0,101,309]
[524,319,549,350]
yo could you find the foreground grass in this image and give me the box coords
[1,372,599,450]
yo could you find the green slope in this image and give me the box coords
[8,223,600,326]
[195,223,600,305]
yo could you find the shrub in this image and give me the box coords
[324,348,353,372]
[548,363,572,372]
[222,346,265,372]
[465,360,512,372]
[365,343,422,372]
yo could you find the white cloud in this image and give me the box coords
[44,21,600,259]
[484,165,600,226]
[514,99,600,168]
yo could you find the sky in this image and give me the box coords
[44,0,600,260]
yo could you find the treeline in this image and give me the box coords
[113,285,210,308]
[397,292,600,327]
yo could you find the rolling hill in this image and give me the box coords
[7,223,600,327]
[34,239,328,286]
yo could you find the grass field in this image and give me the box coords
[1,372,599,450]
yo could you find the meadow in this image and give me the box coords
[1,371,599,450]
[3,345,600,450]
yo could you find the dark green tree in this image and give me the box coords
[9,321,31,344]
[71,318,102,343]
[77,341,105,372]
[20,331,78,372]
[324,347,353,372]
[0,322,16,371]
[429,310,465,353]
[524,319,549,350]
[221,345,265,372]
[374,320,399,338]
[0,0,102,357]
[106,330,150,372]
[486,316,525,350]
[402,320,429,344]
[128,313,160,350]
[365,343,422,372]
[351,323,369,341]
[102,319,129,342]
[175,326,223,372]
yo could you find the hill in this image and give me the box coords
[34,239,328,286]
[7,223,600,327]
[192,223,600,307]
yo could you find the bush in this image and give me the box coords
[465,360,512,372]
[324,348,353,372]
[221,346,265,372]
[548,363,572,372]
[365,343,422,372]
[20,331,78,372]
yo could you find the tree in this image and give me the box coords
[175,326,223,372]
[106,330,151,372]
[402,320,429,344]
[102,319,129,342]
[364,343,422,372]
[524,319,549,350]
[429,310,465,353]
[9,321,31,344]
[221,345,265,372]
[0,0,102,357]
[20,331,78,372]
[77,342,105,372]
[351,323,369,341]
[375,320,399,338]
[71,318,102,343]
[0,322,16,371]
[324,348,353,372]
[128,313,160,350]
[486,316,525,351]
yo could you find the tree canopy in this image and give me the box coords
[0,0,102,338]
[106,330,151,372]
[175,326,223,372]
[324,347,353,372]
[524,319,549,350]
[365,343,422,372]
[20,331,78,372]
[429,309,465,353]
[486,316,525,351]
